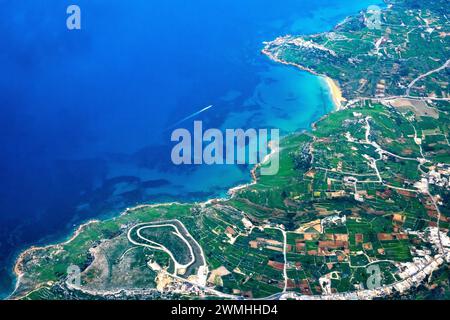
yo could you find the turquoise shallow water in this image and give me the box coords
[0,0,381,298]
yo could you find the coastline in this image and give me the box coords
[10,129,285,299]
[10,219,101,299]
[324,77,346,111]
[10,60,340,301]
[10,0,447,301]
[9,8,361,301]
[261,46,346,112]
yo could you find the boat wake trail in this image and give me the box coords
[166,105,213,130]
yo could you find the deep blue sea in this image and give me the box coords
[0,0,380,298]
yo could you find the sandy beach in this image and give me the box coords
[262,46,347,111]
[324,77,346,111]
